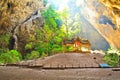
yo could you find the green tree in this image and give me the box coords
[59,8,70,38]
[36,5,65,55]
[41,5,60,30]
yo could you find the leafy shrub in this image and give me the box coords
[35,42,48,53]
[103,47,120,67]
[52,44,63,54]
[25,51,40,60]
[0,53,13,64]
[25,42,34,50]
[8,50,22,61]
[40,52,48,58]
[0,50,22,64]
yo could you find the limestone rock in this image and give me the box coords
[0,0,43,34]
[80,0,120,50]
[0,0,44,55]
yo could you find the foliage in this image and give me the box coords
[0,53,14,65]
[9,50,22,60]
[25,51,40,60]
[0,33,10,49]
[0,50,22,64]
[40,52,48,58]
[59,8,81,39]
[34,27,65,56]
[35,29,44,41]
[103,47,120,67]
[60,8,70,20]
[35,42,48,54]
[41,5,61,30]
[52,44,63,54]
[25,42,34,50]
[106,47,120,55]
[30,5,66,57]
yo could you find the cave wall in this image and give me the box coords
[80,0,120,50]
[99,0,120,29]
[0,0,44,55]
[0,0,43,33]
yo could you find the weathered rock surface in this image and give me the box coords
[79,15,110,51]
[0,0,43,34]
[0,0,44,55]
[98,0,120,49]
[80,0,120,49]
[99,0,120,29]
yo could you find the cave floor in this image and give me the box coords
[0,66,120,80]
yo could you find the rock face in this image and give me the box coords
[0,0,43,55]
[0,0,43,34]
[80,0,120,50]
[98,0,120,49]
[79,15,110,51]
[99,0,120,29]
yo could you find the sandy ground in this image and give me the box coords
[0,66,120,80]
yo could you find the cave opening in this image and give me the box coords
[7,2,12,9]
[9,37,15,50]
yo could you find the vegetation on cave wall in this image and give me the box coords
[0,0,70,64]
[24,5,66,60]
